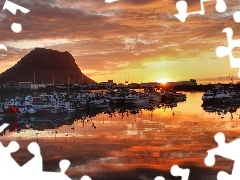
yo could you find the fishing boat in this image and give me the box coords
[111,91,125,104]
[0,103,19,116]
[214,90,230,103]
[201,90,215,103]
[165,90,186,100]
[4,97,36,114]
[88,98,110,109]
[124,91,150,104]
[60,93,89,112]
[26,92,68,113]
[144,87,161,101]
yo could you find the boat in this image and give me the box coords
[27,92,68,113]
[124,91,150,104]
[60,93,90,112]
[88,98,110,109]
[111,92,125,104]
[165,90,186,100]
[4,97,36,114]
[201,90,215,103]
[0,103,19,116]
[144,87,161,101]
[214,90,230,103]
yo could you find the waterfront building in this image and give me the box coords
[97,80,114,88]
[173,79,197,86]
[4,81,46,89]
[4,81,19,89]
[141,82,160,88]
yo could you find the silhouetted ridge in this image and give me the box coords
[0,48,95,84]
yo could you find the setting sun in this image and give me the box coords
[158,78,170,84]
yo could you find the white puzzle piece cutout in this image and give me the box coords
[2,0,30,33]
[154,165,190,180]
[233,11,240,23]
[0,44,7,51]
[154,177,165,180]
[204,132,240,180]
[170,165,190,180]
[215,0,227,13]
[175,0,227,22]
[215,28,240,78]
[2,0,30,15]
[105,0,120,3]
[21,142,43,174]
[0,123,92,180]
[0,1,30,51]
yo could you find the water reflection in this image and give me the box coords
[201,103,239,115]
[1,93,239,180]
[0,99,185,136]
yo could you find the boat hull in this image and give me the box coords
[111,98,125,104]
[125,97,150,104]
[89,103,109,108]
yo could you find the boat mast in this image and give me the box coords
[34,71,35,84]
[68,76,69,92]
[53,74,54,86]
[53,74,55,92]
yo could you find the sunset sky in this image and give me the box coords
[0,0,240,84]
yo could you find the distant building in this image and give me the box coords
[173,79,197,86]
[4,81,19,89]
[18,82,32,89]
[31,84,46,89]
[141,82,160,88]
[97,80,114,88]
[129,83,141,88]
[108,80,113,86]
[4,81,46,89]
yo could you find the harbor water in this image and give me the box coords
[1,92,239,180]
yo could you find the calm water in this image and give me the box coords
[1,92,239,180]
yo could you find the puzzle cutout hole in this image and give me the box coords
[11,147,34,166]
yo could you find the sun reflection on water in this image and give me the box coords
[1,92,239,179]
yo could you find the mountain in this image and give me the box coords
[0,48,95,84]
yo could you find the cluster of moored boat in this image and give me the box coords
[0,87,186,116]
[201,84,240,104]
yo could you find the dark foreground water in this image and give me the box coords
[1,92,239,180]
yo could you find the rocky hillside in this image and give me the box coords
[0,48,95,84]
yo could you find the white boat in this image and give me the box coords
[201,90,215,103]
[111,92,125,104]
[27,92,68,113]
[144,87,161,101]
[165,90,186,100]
[214,90,230,103]
[88,98,110,108]
[227,86,240,102]
[124,92,150,104]
[60,93,89,111]
[4,97,36,114]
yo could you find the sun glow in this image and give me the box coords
[158,78,170,84]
